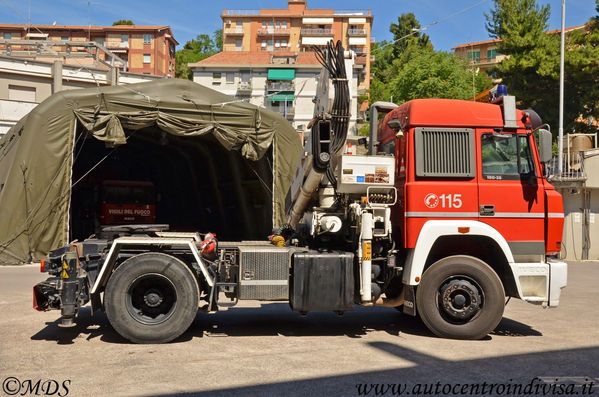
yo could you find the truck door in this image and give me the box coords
[477,131,545,262]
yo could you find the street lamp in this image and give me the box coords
[558,0,565,175]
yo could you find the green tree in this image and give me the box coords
[369,14,434,104]
[112,20,134,26]
[486,0,599,135]
[213,28,223,52]
[390,46,491,103]
[175,30,222,80]
[389,13,432,57]
[369,13,490,109]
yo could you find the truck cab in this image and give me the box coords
[374,97,566,322]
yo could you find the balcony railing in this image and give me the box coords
[266,82,295,91]
[334,9,369,15]
[105,41,129,49]
[546,153,587,182]
[301,28,335,36]
[349,46,367,55]
[347,29,366,36]
[224,9,260,15]
[266,105,295,118]
[257,28,290,36]
[237,81,252,92]
[224,28,244,35]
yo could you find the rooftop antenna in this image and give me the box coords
[27,0,30,34]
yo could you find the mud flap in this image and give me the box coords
[403,285,417,316]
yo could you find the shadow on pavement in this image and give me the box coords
[30,302,541,344]
[30,307,128,344]
[146,344,599,396]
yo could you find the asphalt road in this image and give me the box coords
[0,262,598,397]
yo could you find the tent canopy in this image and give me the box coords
[0,79,301,264]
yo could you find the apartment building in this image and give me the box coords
[220,0,373,93]
[453,25,584,72]
[0,56,160,136]
[190,51,361,134]
[0,24,177,76]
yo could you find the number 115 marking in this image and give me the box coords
[440,194,462,208]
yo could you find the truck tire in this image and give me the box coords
[104,253,199,344]
[416,255,504,340]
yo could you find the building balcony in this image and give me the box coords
[237,81,252,93]
[300,28,335,36]
[260,46,291,52]
[224,28,244,36]
[347,29,366,36]
[266,81,295,91]
[257,28,290,36]
[224,9,260,15]
[265,104,295,119]
[334,9,369,15]
[355,54,367,65]
[349,46,367,55]
[105,41,129,49]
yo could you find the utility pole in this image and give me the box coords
[558,0,565,175]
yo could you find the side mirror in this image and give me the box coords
[387,118,401,130]
[538,129,553,163]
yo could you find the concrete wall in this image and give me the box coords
[556,152,599,260]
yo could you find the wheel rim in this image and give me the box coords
[437,275,484,324]
[126,273,177,325]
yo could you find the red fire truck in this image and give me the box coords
[99,180,156,225]
[34,44,566,344]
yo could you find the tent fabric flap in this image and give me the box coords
[0,79,301,264]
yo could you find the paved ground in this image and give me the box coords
[0,262,598,397]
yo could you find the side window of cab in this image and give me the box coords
[481,133,536,180]
[378,139,396,155]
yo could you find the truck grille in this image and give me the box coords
[415,128,475,178]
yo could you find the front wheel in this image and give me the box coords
[104,253,200,344]
[416,255,504,340]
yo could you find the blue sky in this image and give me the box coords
[0,0,595,51]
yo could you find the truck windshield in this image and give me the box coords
[481,133,535,180]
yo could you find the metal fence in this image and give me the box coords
[546,152,587,182]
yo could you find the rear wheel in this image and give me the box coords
[416,255,504,340]
[104,253,199,343]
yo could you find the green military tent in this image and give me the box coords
[0,79,301,264]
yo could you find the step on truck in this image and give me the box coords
[33,42,567,343]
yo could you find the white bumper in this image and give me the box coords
[510,261,567,307]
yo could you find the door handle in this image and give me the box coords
[480,205,495,216]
